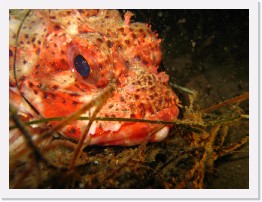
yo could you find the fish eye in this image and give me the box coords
[73,54,90,77]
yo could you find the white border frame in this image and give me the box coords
[1,0,259,199]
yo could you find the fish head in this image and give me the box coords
[10,9,180,146]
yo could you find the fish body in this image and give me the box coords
[9,9,179,146]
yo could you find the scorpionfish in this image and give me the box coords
[9,10,180,146]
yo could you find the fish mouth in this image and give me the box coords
[88,104,179,146]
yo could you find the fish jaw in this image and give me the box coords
[88,105,179,146]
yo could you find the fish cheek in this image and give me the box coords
[40,91,82,118]
[64,125,82,140]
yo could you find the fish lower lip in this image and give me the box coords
[150,126,169,142]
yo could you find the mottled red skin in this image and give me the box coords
[9,10,179,146]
